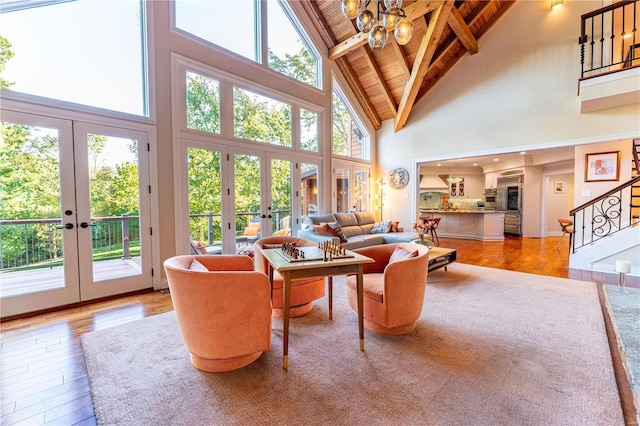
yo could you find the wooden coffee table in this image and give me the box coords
[428,247,457,272]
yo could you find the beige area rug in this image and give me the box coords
[81,263,623,425]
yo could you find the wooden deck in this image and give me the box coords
[0,258,142,298]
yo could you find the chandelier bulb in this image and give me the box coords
[384,0,403,10]
[369,24,388,50]
[356,8,375,33]
[383,7,400,31]
[342,0,362,20]
[394,17,413,45]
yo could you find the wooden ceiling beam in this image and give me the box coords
[394,0,454,132]
[447,6,478,55]
[418,0,516,100]
[328,1,443,61]
[362,49,398,118]
[388,36,411,81]
[299,0,382,129]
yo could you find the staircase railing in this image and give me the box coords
[569,175,640,253]
[579,0,640,79]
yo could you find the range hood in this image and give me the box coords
[419,175,450,189]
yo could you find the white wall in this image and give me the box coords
[545,172,575,235]
[375,1,640,231]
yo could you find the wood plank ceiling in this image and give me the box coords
[299,0,516,132]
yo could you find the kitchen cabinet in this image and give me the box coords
[421,210,505,241]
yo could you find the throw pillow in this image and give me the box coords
[371,220,392,234]
[388,246,418,264]
[313,223,340,238]
[189,259,208,271]
[327,222,348,243]
[195,241,207,254]
[389,221,400,232]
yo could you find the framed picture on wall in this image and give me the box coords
[585,151,620,182]
[554,181,564,193]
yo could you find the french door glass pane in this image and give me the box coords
[235,154,262,252]
[354,170,369,212]
[271,159,292,235]
[88,134,142,281]
[0,122,65,296]
[300,163,319,221]
[187,148,223,254]
[335,167,350,213]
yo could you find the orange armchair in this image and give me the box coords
[254,236,326,317]
[346,243,430,335]
[163,255,272,372]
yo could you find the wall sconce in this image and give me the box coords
[551,0,564,10]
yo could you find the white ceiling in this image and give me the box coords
[419,146,577,172]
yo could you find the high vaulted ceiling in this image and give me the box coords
[299,0,516,132]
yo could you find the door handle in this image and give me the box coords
[56,223,74,230]
[261,214,267,219]
[80,222,96,229]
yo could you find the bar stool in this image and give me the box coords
[419,217,440,246]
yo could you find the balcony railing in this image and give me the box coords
[1,210,293,273]
[580,0,640,78]
[0,215,140,272]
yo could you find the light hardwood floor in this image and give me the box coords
[1,236,637,425]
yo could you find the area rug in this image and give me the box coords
[81,263,624,425]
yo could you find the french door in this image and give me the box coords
[184,140,320,254]
[0,111,153,317]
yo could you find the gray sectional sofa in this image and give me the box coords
[297,211,419,250]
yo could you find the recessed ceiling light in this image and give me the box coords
[493,158,499,162]
[437,163,442,166]
[520,151,526,155]
[473,163,478,166]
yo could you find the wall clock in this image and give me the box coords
[388,167,409,189]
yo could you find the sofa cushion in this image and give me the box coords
[371,221,392,234]
[335,212,359,227]
[305,214,337,228]
[382,232,419,244]
[359,234,385,246]
[313,223,340,238]
[327,222,348,243]
[388,246,418,264]
[355,211,376,226]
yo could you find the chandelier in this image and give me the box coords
[341,0,414,50]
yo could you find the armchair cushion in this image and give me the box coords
[389,246,418,264]
[189,259,208,271]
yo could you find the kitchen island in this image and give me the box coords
[420,210,505,241]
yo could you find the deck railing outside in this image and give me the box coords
[580,0,640,78]
[1,210,292,273]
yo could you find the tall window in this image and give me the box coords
[332,86,369,161]
[0,0,148,116]
[186,71,220,134]
[233,87,292,146]
[174,0,321,89]
[300,108,319,152]
[175,1,258,62]
[267,0,320,88]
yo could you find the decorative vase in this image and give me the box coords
[414,233,434,248]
